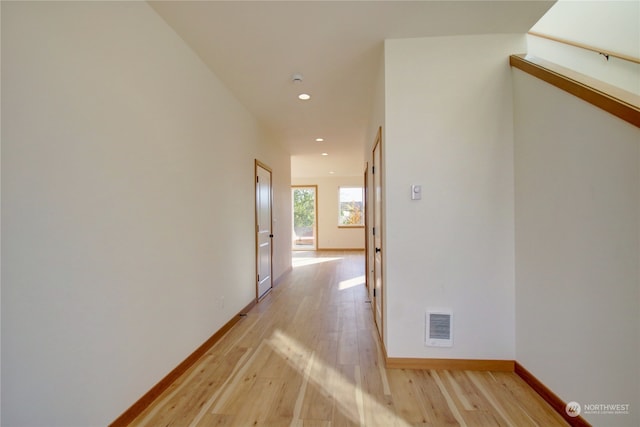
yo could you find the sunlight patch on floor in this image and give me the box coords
[267,329,411,427]
[339,275,365,290]
[292,255,343,268]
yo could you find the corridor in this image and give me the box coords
[130,251,566,426]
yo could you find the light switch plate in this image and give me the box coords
[411,184,422,200]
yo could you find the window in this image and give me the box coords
[338,187,364,226]
[292,186,317,250]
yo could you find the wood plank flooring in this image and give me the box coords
[130,251,567,427]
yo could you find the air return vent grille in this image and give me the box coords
[426,309,453,347]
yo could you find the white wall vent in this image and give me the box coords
[425,309,453,347]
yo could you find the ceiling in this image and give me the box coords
[149,1,554,178]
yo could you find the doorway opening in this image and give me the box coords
[292,185,317,250]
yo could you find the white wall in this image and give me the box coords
[1,2,290,426]
[365,47,386,321]
[292,176,365,250]
[513,69,640,427]
[383,34,524,359]
[257,142,292,282]
[0,3,3,419]
[528,0,640,94]
[517,3,640,424]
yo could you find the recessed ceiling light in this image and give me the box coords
[315,138,324,142]
[298,93,311,100]
[329,171,335,174]
[321,152,329,156]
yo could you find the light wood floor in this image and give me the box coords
[130,251,567,427]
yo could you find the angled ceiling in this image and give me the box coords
[149,1,554,178]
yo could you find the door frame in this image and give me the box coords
[255,159,274,300]
[364,163,370,292]
[371,127,384,342]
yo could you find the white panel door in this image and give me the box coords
[256,161,273,298]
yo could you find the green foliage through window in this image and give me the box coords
[339,187,364,226]
[293,188,315,229]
